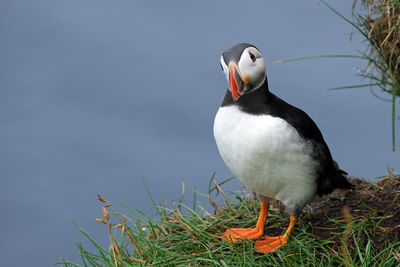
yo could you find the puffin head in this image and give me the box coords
[220,43,266,101]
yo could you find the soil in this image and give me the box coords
[301,174,400,250]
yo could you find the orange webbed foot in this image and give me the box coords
[253,216,297,254]
[222,227,264,242]
[221,202,269,242]
[254,235,288,254]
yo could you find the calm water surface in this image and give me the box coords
[1,1,399,266]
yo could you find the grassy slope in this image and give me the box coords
[59,174,400,266]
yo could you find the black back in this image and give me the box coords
[221,79,353,195]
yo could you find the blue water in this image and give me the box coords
[1,1,398,266]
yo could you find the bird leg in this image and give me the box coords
[254,216,297,254]
[222,201,268,242]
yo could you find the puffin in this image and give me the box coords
[213,43,352,254]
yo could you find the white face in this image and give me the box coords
[220,47,266,94]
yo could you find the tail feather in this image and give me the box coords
[334,161,353,189]
[316,161,353,196]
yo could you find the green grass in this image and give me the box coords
[58,175,400,266]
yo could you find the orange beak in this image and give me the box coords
[229,62,245,102]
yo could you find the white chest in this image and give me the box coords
[213,105,318,207]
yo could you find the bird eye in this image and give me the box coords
[249,52,256,62]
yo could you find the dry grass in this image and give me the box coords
[353,0,400,96]
[351,0,400,150]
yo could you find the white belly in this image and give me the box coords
[213,105,318,208]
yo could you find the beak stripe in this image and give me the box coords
[229,62,244,101]
[230,65,241,101]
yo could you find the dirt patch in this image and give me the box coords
[301,174,400,249]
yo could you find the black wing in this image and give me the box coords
[266,93,352,195]
[221,86,352,195]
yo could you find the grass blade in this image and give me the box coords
[328,83,382,90]
[274,54,366,64]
